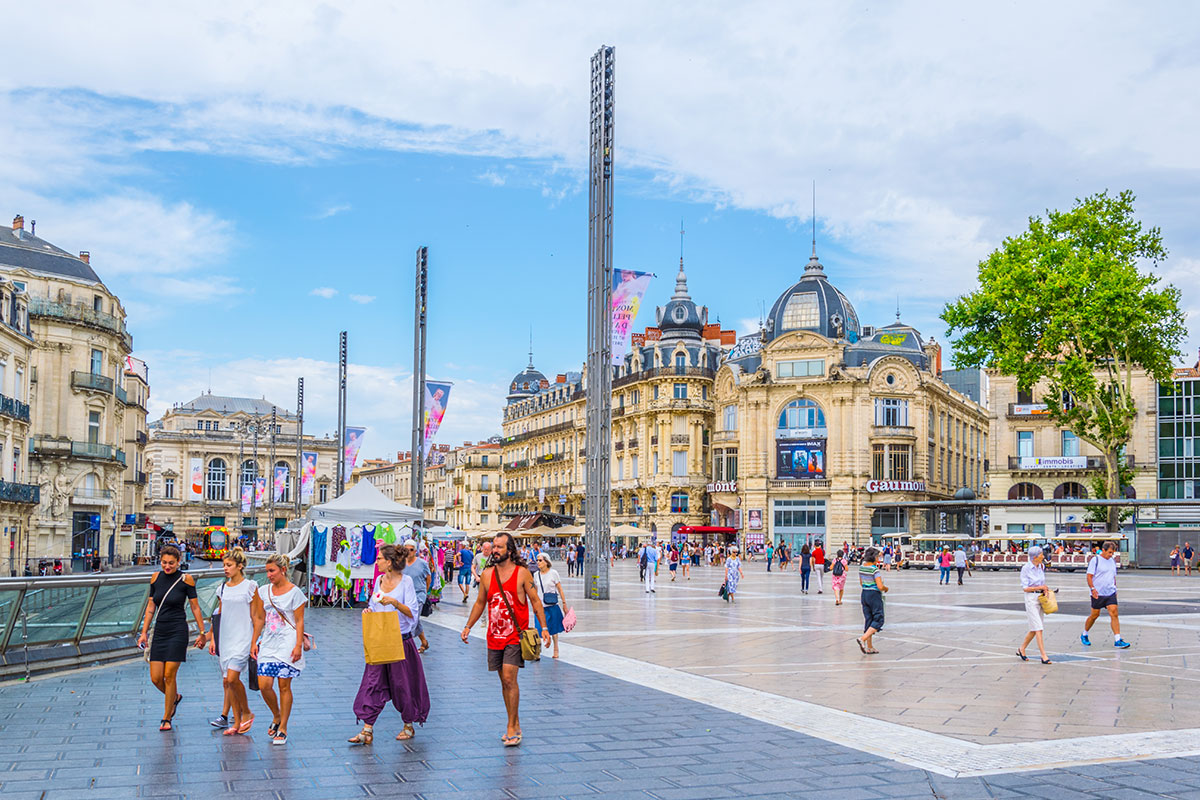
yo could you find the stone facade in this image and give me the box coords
[0,271,36,574]
[145,393,339,544]
[442,442,502,530]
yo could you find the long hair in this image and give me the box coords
[492,532,528,570]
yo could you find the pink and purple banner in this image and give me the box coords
[342,427,366,482]
[423,381,452,456]
[240,484,252,514]
[611,269,653,364]
[301,451,317,503]
[273,464,289,502]
[254,477,267,507]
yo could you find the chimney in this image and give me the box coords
[11,215,23,231]
[79,251,90,264]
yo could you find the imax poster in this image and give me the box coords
[776,439,826,480]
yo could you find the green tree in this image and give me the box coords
[942,190,1185,531]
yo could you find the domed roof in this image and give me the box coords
[868,320,924,351]
[765,251,860,343]
[655,262,705,340]
[506,358,548,403]
[953,487,977,501]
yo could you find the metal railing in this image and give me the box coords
[71,371,114,394]
[0,481,39,505]
[115,385,128,405]
[0,394,30,422]
[28,296,134,351]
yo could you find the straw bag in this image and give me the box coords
[1038,590,1058,614]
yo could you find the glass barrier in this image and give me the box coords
[80,583,149,640]
[0,588,20,645]
[194,576,226,619]
[20,586,92,644]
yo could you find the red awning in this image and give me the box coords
[677,526,739,533]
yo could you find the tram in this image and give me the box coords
[197,525,234,561]
[897,532,1129,571]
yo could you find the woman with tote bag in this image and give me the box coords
[348,545,430,744]
[1017,546,1054,665]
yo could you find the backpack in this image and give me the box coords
[831,559,845,577]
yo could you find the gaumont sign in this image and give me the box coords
[865,480,926,493]
[706,481,737,493]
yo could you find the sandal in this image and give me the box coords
[159,719,172,732]
[272,731,288,746]
[1041,658,1052,665]
[1016,650,1028,662]
[396,724,415,741]
[348,727,373,745]
[855,638,867,654]
[865,649,880,654]
[171,694,183,719]
[222,725,240,736]
[267,722,279,738]
[237,715,255,734]
[502,733,522,747]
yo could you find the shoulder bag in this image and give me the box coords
[536,571,558,606]
[269,588,315,651]
[143,572,185,662]
[492,567,540,661]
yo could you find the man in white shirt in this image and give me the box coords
[644,541,660,593]
[1082,540,1130,649]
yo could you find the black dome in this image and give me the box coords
[765,253,860,342]
[507,362,548,403]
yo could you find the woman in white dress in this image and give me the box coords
[251,553,308,745]
[1017,545,1053,665]
[207,547,264,735]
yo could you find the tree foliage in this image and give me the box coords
[942,190,1185,529]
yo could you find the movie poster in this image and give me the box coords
[775,439,827,480]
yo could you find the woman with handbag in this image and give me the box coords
[402,539,432,653]
[1017,545,1053,665]
[251,553,309,745]
[723,546,744,603]
[207,547,263,735]
[532,553,567,658]
[348,544,431,744]
[137,544,206,732]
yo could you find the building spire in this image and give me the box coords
[672,219,691,300]
[528,326,534,368]
[804,180,825,276]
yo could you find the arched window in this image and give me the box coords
[649,493,658,513]
[674,352,688,374]
[616,495,624,514]
[206,458,227,501]
[1054,482,1088,500]
[241,459,256,488]
[275,460,291,503]
[1008,482,1043,500]
[777,399,827,438]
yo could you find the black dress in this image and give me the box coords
[149,571,197,662]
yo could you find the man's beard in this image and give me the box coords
[492,550,510,563]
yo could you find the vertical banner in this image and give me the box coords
[343,427,366,482]
[423,382,453,455]
[189,458,203,500]
[240,484,252,514]
[611,269,653,364]
[254,477,267,507]
[274,464,289,502]
[301,451,317,503]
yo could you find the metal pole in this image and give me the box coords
[295,377,304,516]
[336,331,347,496]
[584,45,615,600]
[411,248,428,533]
[237,436,244,538]
[268,406,278,542]
[251,415,259,543]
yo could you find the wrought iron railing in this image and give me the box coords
[0,481,39,504]
[28,297,134,351]
[0,394,30,422]
[70,371,114,394]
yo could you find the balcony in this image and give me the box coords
[28,296,133,351]
[75,442,126,465]
[72,488,114,506]
[507,459,529,470]
[713,430,737,443]
[871,425,916,439]
[768,479,832,490]
[71,371,114,395]
[0,480,39,504]
[1008,454,1135,471]
[502,420,576,445]
[627,438,638,449]
[0,393,30,422]
[671,434,690,445]
[115,385,128,405]
[453,476,464,485]
[126,470,147,485]
[613,365,715,388]
[537,452,566,464]
[135,431,148,445]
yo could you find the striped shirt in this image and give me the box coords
[859,563,880,591]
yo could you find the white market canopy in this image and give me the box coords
[304,480,422,525]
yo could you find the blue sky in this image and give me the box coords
[2,2,1198,460]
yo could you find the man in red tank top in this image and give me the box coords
[461,532,550,746]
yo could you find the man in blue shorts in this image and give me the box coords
[457,545,474,603]
[1082,540,1130,648]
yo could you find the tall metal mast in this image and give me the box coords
[268,405,277,540]
[410,246,428,530]
[336,331,347,496]
[584,45,615,600]
[295,377,304,515]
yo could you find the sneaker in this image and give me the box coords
[1080,633,1091,646]
[210,715,230,729]
[1114,639,1131,649]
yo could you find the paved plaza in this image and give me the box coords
[4,561,1200,798]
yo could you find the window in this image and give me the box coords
[674,352,687,374]
[781,292,820,329]
[653,451,660,475]
[649,493,658,512]
[773,498,826,528]
[714,448,738,482]
[93,295,103,312]
[871,507,907,532]
[631,455,639,479]
[673,383,687,400]
[164,477,175,499]
[319,484,329,503]
[241,460,256,487]
[197,421,204,430]
[88,411,101,444]
[776,359,825,378]
[723,404,737,431]
[614,456,623,480]
[702,385,708,400]
[1055,482,1088,500]
[13,365,22,401]
[481,495,489,510]
[1061,430,1080,457]
[874,398,909,427]
[670,492,689,513]
[1008,482,1044,500]
[1017,431,1034,458]
[777,399,827,437]
[653,385,660,400]
[206,458,227,501]
[1016,388,1034,404]
[481,474,489,490]
[631,389,639,405]
[871,444,912,480]
[616,495,624,514]
[481,455,489,466]
[90,348,103,375]
[672,450,687,476]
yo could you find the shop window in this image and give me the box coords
[1008,482,1043,500]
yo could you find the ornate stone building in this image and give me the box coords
[1,215,141,567]
[443,441,502,530]
[713,249,989,549]
[145,394,339,543]
[0,237,38,574]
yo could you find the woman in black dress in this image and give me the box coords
[137,545,206,731]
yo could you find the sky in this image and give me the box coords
[1,2,1198,460]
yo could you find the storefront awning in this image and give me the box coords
[678,526,739,534]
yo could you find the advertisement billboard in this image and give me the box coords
[776,439,826,480]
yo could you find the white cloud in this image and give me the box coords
[349,294,375,304]
[314,203,351,219]
[310,287,337,298]
[477,169,506,186]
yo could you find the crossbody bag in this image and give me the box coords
[536,572,558,606]
[268,589,315,652]
[492,567,540,661]
[143,572,185,662]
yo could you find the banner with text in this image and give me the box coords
[189,458,203,500]
[611,269,654,364]
[301,451,318,503]
[343,427,366,482]
[240,484,252,514]
[423,382,453,457]
[274,464,289,502]
[254,477,267,507]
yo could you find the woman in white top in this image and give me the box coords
[349,544,431,745]
[533,553,567,658]
[207,547,264,735]
[251,553,308,745]
[1017,545,1053,665]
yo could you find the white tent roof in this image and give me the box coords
[304,480,422,524]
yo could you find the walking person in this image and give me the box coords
[1017,545,1053,665]
[137,544,206,732]
[348,544,430,744]
[1185,542,1195,576]
[638,541,648,583]
[207,547,263,735]
[954,546,968,586]
[1171,545,1182,576]
[830,549,849,605]
[472,540,493,588]
[799,544,812,594]
[460,532,551,747]
[669,544,680,581]
[766,541,774,572]
[566,542,577,577]
[532,553,567,658]
[855,547,888,655]
[402,539,432,653]
[812,541,826,594]
[252,553,309,745]
[938,547,953,585]
[724,546,744,603]
[680,543,692,580]
[1081,541,1131,649]
[455,544,473,603]
[644,541,660,593]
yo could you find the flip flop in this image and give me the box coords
[159,719,172,732]
[237,715,255,734]
[502,733,522,747]
[171,694,183,718]
[855,638,867,654]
